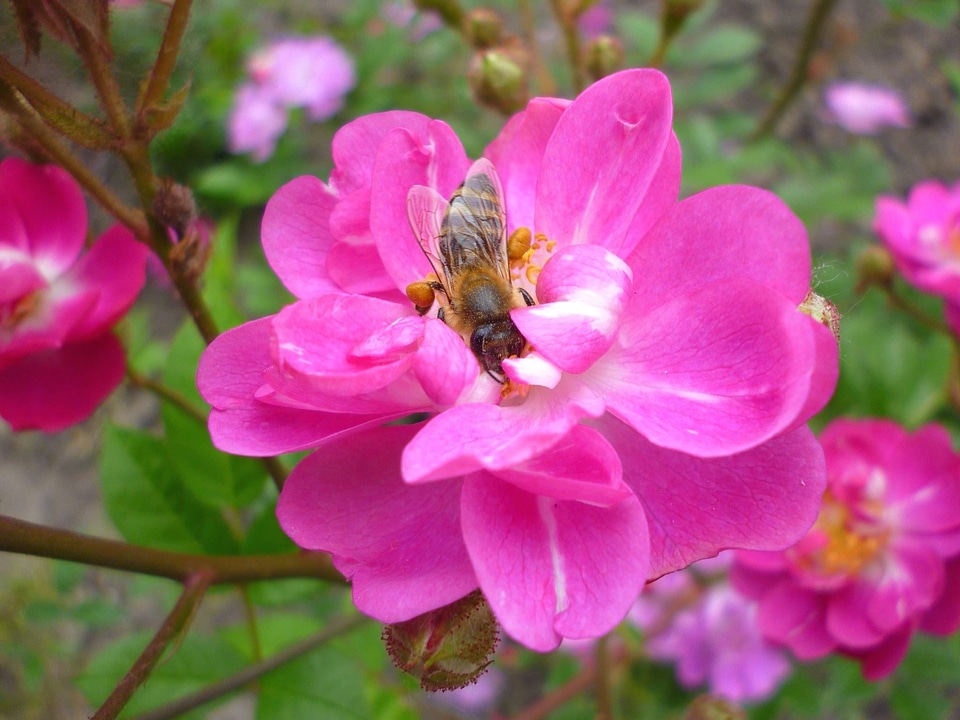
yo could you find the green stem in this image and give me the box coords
[751,0,839,140]
[595,634,613,720]
[877,282,952,336]
[518,0,556,96]
[127,367,207,424]
[128,615,367,720]
[239,585,263,662]
[136,0,194,122]
[549,0,586,94]
[91,572,212,720]
[0,514,345,585]
[74,24,132,138]
[0,84,148,238]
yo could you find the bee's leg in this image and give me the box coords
[437,307,446,323]
[519,287,535,306]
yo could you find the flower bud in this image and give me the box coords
[463,8,504,49]
[855,245,895,292]
[382,590,500,692]
[584,35,624,81]
[799,290,841,343]
[152,178,197,238]
[467,46,530,115]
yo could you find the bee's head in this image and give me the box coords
[471,320,526,383]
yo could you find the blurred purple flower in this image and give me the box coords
[823,81,911,135]
[381,0,443,41]
[227,36,355,162]
[227,83,288,162]
[579,0,613,39]
[632,554,791,704]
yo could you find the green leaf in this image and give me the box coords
[881,0,959,26]
[100,424,239,554]
[669,25,762,67]
[615,10,660,66]
[161,321,267,509]
[75,631,247,719]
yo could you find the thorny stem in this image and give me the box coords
[91,572,212,720]
[0,514,345,585]
[127,367,207,424]
[518,0,557,96]
[751,0,839,140]
[128,615,367,720]
[549,0,586,94]
[74,24,132,139]
[137,0,194,122]
[0,85,148,238]
[510,663,597,720]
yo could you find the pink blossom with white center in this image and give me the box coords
[0,158,147,431]
[631,553,791,704]
[874,179,960,310]
[732,419,960,680]
[198,69,838,651]
[822,81,911,135]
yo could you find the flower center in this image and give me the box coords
[1,292,40,330]
[788,489,889,578]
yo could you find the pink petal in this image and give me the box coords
[461,472,649,650]
[853,625,912,681]
[536,69,673,251]
[270,294,418,396]
[261,175,341,299]
[592,278,817,457]
[616,132,682,258]
[826,580,886,648]
[62,224,147,339]
[412,318,480,406]
[1,286,98,364]
[198,317,389,455]
[627,186,813,316]
[600,416,826,579]
[0,158,87,277]
[512,244,632,374]
[402,377,604,483]
[0,333,124,432]
[887,425,960,532]
[757,582,835,660]
[329,110,433,194]
[492,424,631,507]
[502,351,562,389]
[921,556,960,635]
[0,250,46,303]
[867,543,944,631]
[276,424,478,623]
[484,98,567,235]
[370,122,470,292]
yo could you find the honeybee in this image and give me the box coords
[406,158,534,382]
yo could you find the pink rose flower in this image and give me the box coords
[199,69,838,651]
[0,158,147,431]
[822,81,911,135]
[732,419,960,680]
[873,179,960,309]
[632,553,791,704]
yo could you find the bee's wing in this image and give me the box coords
[407,184,452,289]
[447,158,512,283]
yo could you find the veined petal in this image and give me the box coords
[616,132,682,258]
[600,416,826,580]
[627,185,813,315]
[262,175,341,299]
[512,245,632,374]
[593,278,817,457]
[484,98,568,236]
[402,377,605,483]
[370,122,470,292]
[461,472,649,650]
[271,294,419,396]
[276,424,477,623]
[492,424,631,507]
[198,317,391,455]
[536,69,673,251]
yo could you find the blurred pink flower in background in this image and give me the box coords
[200,69,838,651]
[733,419,960,679]
[578,0,613,38]
[0,158,147,431]
[823,81,911,135]
[874,179,960,314]
[381,0,443,41]
[227,36,355,162]
[632,553,791,704]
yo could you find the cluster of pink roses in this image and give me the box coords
[199,68,840,650]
